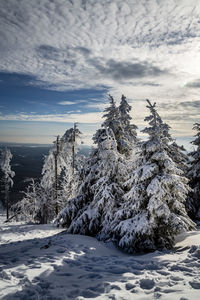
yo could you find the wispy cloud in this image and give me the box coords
[0,0,199,97]
[0,112,103,124]
[58,100,87,105]
[58,101,77,105]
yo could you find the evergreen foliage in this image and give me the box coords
[110,100,195,252]
[187,123,200,219]
[56,127,128,238]
[102,94,138,156]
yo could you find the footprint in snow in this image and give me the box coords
[29,263,41,269]
[56,272,73,277]
[189,281,200,289]
[88,284,105,293]
[125,283,136,290]
[0,270,11,280]
[11,271,25,278]
[170,275,183,282]
[156,270,171,276]
[56,248,66,253]
[79,289,99,298]
[67,289,80,297]
[78,273,103,279]
[110,284,121,291]
[139,278,155,290]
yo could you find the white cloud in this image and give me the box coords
[0,112,103,124]
[0,0,200,97]
[58,101,77,105]
[58,100,87,105]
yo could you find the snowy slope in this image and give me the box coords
[0,215,200,300]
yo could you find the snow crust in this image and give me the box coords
[0,215,200,300]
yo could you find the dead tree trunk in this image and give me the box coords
[5,178,9,220]
[72,123,77,175]
[54,135,60,215]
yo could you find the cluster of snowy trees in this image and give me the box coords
[1,95,200,252]
[10,125,84,223]
[55,95,199,252]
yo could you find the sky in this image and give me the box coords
[0,0,200,149]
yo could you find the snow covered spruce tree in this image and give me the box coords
[186,123,200,219]
[155,113,189,173]
[56,127,128,238]
[118,94,138,155]
[111,100,195,252]
[56,94,138,238]
[0,148,15,220]
[102,94,137,157]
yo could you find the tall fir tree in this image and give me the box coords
[153,107,190,173]
[118,94,138,149]
[111,100,195,253]
[187,123,200,219]
[102,94,138,156]
[56,127,128,239]
[56,95,137,240]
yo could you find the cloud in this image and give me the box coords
[186,80,200,88]
[58,101,76,105]
[37,45,62,61]
[159,100,200,110]
[0,0,199,95]
[75,47,91,56]
[178,100,200,109]
[0,112,103,124]
[58,99,89,105]
[90,58,167,81]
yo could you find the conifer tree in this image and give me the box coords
[111,100,195,252]
[0,148,15,220]
[56,95,137,238]
[102,94,138,156]
[118,94,138,151]
[154,111,189,172]
[56,127,128,238]
[187,123,200,219]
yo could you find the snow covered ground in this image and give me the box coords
[0,215,200,300]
